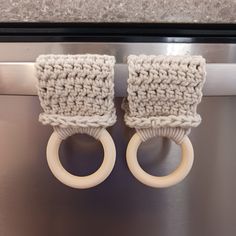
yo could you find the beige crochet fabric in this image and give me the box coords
[124,55,206,144]
[35,54,116,139]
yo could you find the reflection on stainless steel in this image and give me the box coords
[0,97,236,236]
[1,63,236,96]
[0,63,36,95]
[0,43,235,63]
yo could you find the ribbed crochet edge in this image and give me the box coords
[124,113,201,129]
[136,127,190,144]
[39,112,116,128]
[54,126,103,140]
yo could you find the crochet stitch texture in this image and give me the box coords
[124,55,206,144]
[35,54,116,139]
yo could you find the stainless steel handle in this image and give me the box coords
[0,42,236,63]
[0,42,236,96]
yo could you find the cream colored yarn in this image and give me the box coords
[124,55,206,144]
[35,54,116,139]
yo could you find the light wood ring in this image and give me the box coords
[46,129,116,189]
[126,133,194,188]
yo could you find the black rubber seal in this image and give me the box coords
[0,23,236,43]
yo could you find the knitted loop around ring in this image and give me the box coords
[124,55,205,188]
[47,129,116,189]
[126,133,194,188]
[36,54,117,188]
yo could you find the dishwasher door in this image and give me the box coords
[0,96,236,236]
[0,40,236,236]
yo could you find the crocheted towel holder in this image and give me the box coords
[124,55,206,188]
[35,54,116,189]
